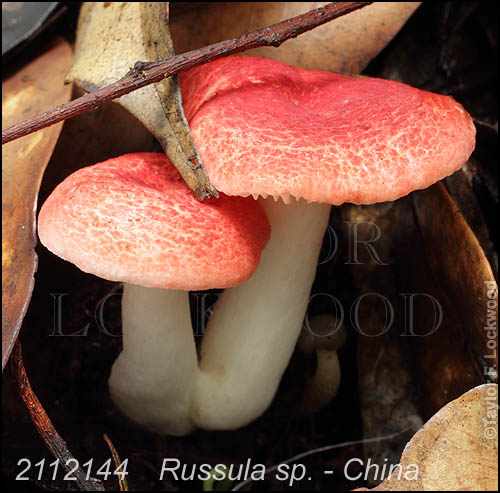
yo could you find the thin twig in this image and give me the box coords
[10,340,105,491]
[2,2,371,146]
[231,428,412,491]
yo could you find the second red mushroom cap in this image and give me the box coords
[38,152,271,291]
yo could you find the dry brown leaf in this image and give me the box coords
[344,193,488,482]
[2,38,73,370]
[356,384,498,491]
[413,182,498,378]
[66,2,216,200]
[343,199,427,481]
[170,2,421,73]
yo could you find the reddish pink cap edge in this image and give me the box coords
[38,152,270,290]
[180,56,476,205]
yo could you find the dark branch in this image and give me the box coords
[2,2,371,145]
[10,341,105,491]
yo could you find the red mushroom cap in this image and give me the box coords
[180,56,476,205]
[38,152,270,290]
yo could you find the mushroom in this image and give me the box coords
[37,152,270,435]
[179,56,476,430]
[297,313,347,415]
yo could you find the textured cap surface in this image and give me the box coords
[180,56,476,205]
[38,153,270,290]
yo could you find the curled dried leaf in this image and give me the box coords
[355,384,498,491]
[2,38,73,370]
[413,182,498,380]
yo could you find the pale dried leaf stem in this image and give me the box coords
[231,428,412,491]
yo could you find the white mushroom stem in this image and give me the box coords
[109,199,332,435]
[192,198,332,430]
[297,313,346,415]
[108,284,198,436]
[301,349,341,416]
